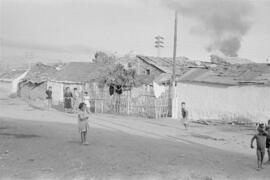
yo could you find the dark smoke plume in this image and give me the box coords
[161,0,253,57]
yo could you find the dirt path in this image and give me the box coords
[0,97,270,180]
[0,97,259,156]
[0,118,269,180]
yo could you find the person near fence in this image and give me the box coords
[45,86,52,108]
[78,102,90,145]
[64,87,73,112]
[72,88,80,111]
[181,102,189,130]
[83,92,91,114]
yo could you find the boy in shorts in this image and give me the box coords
[251,123,268,170]
[181,102,189,130]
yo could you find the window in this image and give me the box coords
[146,69,150,75]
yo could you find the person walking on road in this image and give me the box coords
[181,102,189,130]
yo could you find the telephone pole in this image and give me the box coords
[170,10,178,118]
[172,11,178,85]
[154,35,164,57]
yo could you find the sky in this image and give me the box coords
[1,0,270,62]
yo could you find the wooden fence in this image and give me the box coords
[101,90,170,118]
[89,98,104,113]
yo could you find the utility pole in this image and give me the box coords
[170,10,178,118]
[172,11,178,85]
[154,35,164,57]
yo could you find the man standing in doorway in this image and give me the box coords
[45,86,53,109]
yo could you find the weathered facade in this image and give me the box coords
[136,57,164,77]
[18,63,57,100]
[134,55,198,77]
[0,69,28,95]
[172,64,270,123]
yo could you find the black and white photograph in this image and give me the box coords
[0,0,270,179]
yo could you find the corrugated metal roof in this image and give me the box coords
[178,63,270,86]
[136,55,199,75]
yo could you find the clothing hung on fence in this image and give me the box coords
[153,82,166,98]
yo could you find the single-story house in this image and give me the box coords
[48,62,112,102]
[172,63,270,123]
[0,69,28,95]
[18,63,57,100]
[135,55,200,77]
[46,62,117,113]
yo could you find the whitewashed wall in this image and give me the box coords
[47,81,64,104]
[11,71,28,94]
[47,81,85,104]
[173,83,270,123]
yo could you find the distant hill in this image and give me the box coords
[0,39,100,71]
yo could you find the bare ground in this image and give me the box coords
[0,96,269,180]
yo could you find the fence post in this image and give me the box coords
[127,95,130,115]
[102,99,104,113]
[154,99,157,119]
[94,99,96,113]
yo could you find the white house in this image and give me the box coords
[172,64,270,123]
[0,69,28,95]
[47,62,106,104]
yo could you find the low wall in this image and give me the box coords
[173,83,270,123]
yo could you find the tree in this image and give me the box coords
[100,64,136,90]
[92,51,116,64]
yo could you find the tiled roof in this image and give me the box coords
[52,62,111,83]
[24,63,57,83]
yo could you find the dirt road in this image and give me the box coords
[0,97,269,180]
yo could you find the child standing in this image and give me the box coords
[181,102,189,130]
[250,123,268,170]
[78,103,90,145]
[83,92,91,114]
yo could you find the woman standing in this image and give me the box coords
[78,102,90,145]
[64,87,73,112]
